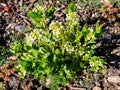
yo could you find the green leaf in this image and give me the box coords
[32,62,36,68]
[28,49,38,59]
[68,2,76,13]
[28,11,42,24]
[46,6,55,19]
[53,54,57,62]
[28,8,43,19]
[75,28,82,43]
[82,23,89,35]
[96,24,102,33]
[55,49,61,55]
[95,24,103,38]
[42,52,50,59]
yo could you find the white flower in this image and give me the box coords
[63,42,75,54]
[49,21,63,38]
[31,29,40,39]
[18,70,26,77]
[16,64,21,69]
[96,60,103,67]
[25,34,34,46]
[90,62,94,67]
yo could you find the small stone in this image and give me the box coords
[69,87,86,90]
[92,86,101,90]
[9,77,19,87]
[45,78,51,86]
[78,80,84,87]
[117,86,120,90]
[0,12,2,16]
[103,78,107,83]
[116,70,120,74]
[15,24,27,33]
[94,82,101,87]
[67,84,86,90]
[108,76,120,83]
[87,83,95,90]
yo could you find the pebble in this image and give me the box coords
[69,87,86,90]
[67,84,86,90]
[0,12,2,16]
[116,86,120,90]
[15,24,27,33]
[107,76,120,83]
[92,86,101,90]
[87,83,95,90]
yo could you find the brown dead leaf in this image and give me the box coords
[5,70,11,76]
[0,73,4,78]
[0,65,7,71]
[108,8,118,15]
[4,75,10,81]
[26,81,32,89]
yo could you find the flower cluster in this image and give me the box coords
[63,42,75,54]
[31,29,41,40]
[49,21,63,38]
[89,56,104,72]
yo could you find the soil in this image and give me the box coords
[0,0,120,90]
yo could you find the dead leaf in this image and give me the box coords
[4,75,10,81]
[26,81,32,89]
[0,73,4,78]
[108,8,118,15]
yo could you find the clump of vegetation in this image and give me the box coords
[11,2,106,89]
[0,82,6,89]
[0,46,10,66]
[110,0,120,7]
[77,0,101,8]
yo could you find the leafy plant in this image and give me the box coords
[0,46,10,66]
[0,82,6,89]
[11,2,106,89]
[110,0,120,7]
[77,0,101,8]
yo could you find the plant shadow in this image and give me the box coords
[95,33,120,69]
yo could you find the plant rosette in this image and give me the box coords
[11,2,106,89]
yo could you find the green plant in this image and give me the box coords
[110,0,120,7]
[11,2,106,89]
[0,46,10,66]
[0,82,6,89]
[77,0,100,8]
